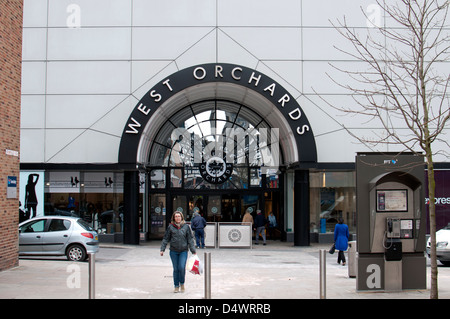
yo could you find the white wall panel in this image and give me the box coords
[221,27,301,60]
[22,28,47,61]
[218,0,301,26]
[174,30,217,70]
[131,61,179,102]
[132,27,214,60]
[21,62,47,95]
[23,0,48,27]
[302,28,357,61]
[315,129,373,163]
[46,95,129,129]
[302,0,382,28]
[217,30,259,68]
[21,96,46,129]
[299,94,382,135]
[303,61,378,94]
[47,0,131,27]
[44,129,86,162]
[257,61,302,97]
[131,60,174,93]
[45,130,120,163]
[20,129,45,162]
[46,61,130,95]
[133,0,216,26]
[90,95,138,137]
[47,28,131,60]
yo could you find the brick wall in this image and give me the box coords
[0,0,23,271]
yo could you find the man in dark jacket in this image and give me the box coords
[191,212,207,248]
[254,210,267,245]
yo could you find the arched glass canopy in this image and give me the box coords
[147,99,281,190]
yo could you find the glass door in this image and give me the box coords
[148,193,166,239]
[221,194,240,222]
[172,194,188,219]
[188,195,204,221]
[206,195,221,222]
[242,194,260,217]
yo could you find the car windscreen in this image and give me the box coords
[77,219,95,231]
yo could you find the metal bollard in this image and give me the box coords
[319,249,326,299]
[204,252,211,299]
[88,253,95,299]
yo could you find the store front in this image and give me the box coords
[20,63,449,246]
[119,63,317,245]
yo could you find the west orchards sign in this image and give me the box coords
[119,63,317,165]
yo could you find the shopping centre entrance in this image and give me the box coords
[148,186,282,240]
[119,63,317,245]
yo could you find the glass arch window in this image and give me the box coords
[148,100,281,190]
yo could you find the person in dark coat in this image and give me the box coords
[254,210,267,245]
[191,211,207,248]
[334,217,349,265]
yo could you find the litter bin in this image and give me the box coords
[348,241,357,278]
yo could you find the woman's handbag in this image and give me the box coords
[329,243,336,254]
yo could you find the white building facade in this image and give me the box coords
[20,0,450,244]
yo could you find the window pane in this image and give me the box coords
[266,171,279,188]
[149,194,166,239]
[78,219,94,231]
[250,168,261,187]
[184,167,203,189]
[21,219,45,233]
[48,219,70,231]
[310,171,356,234]
[150,169,165,189]
[170,168,183,188]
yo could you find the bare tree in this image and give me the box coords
[324,0,449,299]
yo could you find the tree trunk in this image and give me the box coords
[426,151,438,299]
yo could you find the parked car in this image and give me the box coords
[19,216,99,261]
[427,225,450,266]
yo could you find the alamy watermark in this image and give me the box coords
[170,127,280,175]
[67,4,81,28]
[66,264,81,289]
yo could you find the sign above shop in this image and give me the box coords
[119,63,317,165]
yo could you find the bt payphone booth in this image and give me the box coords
[356,153,426,292]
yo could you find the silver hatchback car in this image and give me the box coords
[19,216,99,261]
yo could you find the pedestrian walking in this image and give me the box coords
[160,211,196,293]
[334,217,349,265]
[191,211,207,248]
[242,208,254,225]
[254,210,267,245]
[267,211,277,239]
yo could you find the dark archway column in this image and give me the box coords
[123,170,140,245]
[294,170,310,246]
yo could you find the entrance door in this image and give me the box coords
[264,191,281,240]
[150,191,278,239]
[221,194,240,222]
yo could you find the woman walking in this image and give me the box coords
[160,211,196,293]
[334,217,349,266]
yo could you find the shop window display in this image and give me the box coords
[310,171,356,234]
[44,172,127,234]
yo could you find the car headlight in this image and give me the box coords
[437,241,448,248]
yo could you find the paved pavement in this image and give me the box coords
[1,241,449,299]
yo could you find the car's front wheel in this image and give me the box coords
[66,244,87,261]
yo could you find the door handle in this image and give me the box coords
[63,235,68,237]
[36,235,41,239]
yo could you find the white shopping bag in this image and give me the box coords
[187,254,203,275]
